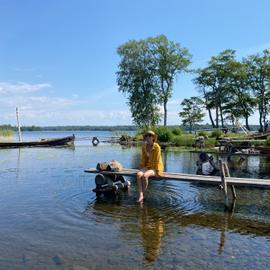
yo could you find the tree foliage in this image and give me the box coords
[179,96,205,133]
[243,49,270,130]
[194,49,260,130]
[194,50,237,128]
[116,35,191,127]
[148,35,192,126]
[117,39,161,127]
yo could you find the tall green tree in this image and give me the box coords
[116,39,161,127]
[194,50,237,128]
[116,35,191,127]
[179,96,205,133]
[148,35,192,126]
[194,67,217,127]
[243,49,270,131]
[223,61,255,130]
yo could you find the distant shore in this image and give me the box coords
[0,124,262,132]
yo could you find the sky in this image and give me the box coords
[0,0,270,126]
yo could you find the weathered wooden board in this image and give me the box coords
[84,168,270,189]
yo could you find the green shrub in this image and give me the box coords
[155,127,173,142]
[172,127,183,136]
[265,136,270,146]
[210,129,222,139]
[0,129,13,137]
[204,138,216,147]
[197,131,208,137]
[173,135,194,147]
[133,134,144,141]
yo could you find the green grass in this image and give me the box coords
[265,136,270,146]
[172,134,194,147]
[0,129,13,137]
[132,127,268,149]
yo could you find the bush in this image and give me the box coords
[210,129,222,139]
[0,128,13,137]
[133,134,144,141]
[197,131,208,138]
[173,135,194,147]
[155,127,173,142]
[204,138,216,147]
[265,136,270,146]
[172,127,183,136]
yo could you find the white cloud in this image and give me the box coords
[89,86,118,101]
[0,95,74,110]
[0,82,51,94]
[29,96,74,107]
[1,108,131,126]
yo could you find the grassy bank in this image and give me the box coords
[133,127,268,148]
[0,128,13,137]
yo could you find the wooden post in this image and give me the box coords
[16,107,22,142]
[224,162,236,199]
[219,160,229,209]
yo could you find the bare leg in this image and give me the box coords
[142,170,155,198]
[136,171,144,202]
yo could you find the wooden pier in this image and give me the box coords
[85,165,270,209]
[84,168,270,189]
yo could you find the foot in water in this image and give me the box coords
[137,195,144,203]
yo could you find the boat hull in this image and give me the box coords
[255,146,270,154]
[0,135,75,148]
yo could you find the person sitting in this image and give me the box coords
[136,130,163,203]
[196,152,219,176]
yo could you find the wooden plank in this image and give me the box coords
[219,161,229,208]
[84,168,270,189]
[224,162,237,199]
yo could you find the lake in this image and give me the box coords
[0,131,270,269]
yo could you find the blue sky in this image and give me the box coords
[0,0,269,126]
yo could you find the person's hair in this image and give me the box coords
[199,152,209,162]
[144,130,156,142]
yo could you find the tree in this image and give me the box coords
[179,97,205,133]
[116,35,191,127]
[223,61,255,130]
[244,49,270,131]
[194,50,238,128]
[194,67,217,127]
[116,39,161,127]
[148,35,192,126]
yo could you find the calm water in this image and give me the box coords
[0,131,270,270]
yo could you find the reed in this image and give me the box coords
[172,134,194,147]
[0,128,13,137]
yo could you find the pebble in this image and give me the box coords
[52,255,63,266]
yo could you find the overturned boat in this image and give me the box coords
[0,135,75,148]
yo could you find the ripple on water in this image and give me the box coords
[83,179,207,230]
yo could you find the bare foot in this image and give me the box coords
[136,195,144,203]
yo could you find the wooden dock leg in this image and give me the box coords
[224,163,237,199]
[219,160,229,209]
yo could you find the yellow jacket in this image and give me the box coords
[140,142,163,176]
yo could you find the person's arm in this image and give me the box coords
[209,159,219,171]
[152,144,163,176]
[140,146,146,169]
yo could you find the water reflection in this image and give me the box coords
[89,189,270,264]
[138,204,164,262]
[1,144,270,269]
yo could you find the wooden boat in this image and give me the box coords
[247,131,270,140]
[0,135,75,148]
[255,146,270,154]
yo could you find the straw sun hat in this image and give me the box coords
[144,130,157,141]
